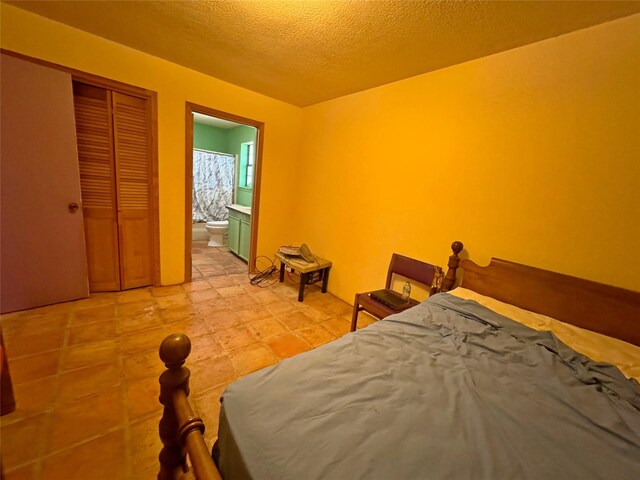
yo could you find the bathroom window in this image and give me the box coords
[241,141,254,187]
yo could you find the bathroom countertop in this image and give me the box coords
[227,204,251,216]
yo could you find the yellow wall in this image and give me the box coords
[0,3,303,285]
[3,4,639,299]
[298,14,640,300]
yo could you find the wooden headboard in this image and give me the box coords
[460,258,640,346]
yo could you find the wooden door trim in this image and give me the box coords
[184,103,265,282]
[1,49,162,287]
[1,49,153,99]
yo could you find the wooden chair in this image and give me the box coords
[350,242,463,332]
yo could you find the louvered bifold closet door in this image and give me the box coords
[112,92,154,289]
[73,83,121,291]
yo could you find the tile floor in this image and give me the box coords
[1,242,377,479]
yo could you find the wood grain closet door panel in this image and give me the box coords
[73,83,121,291]
[112,92,153,289]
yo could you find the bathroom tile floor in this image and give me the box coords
[1,242,377,479]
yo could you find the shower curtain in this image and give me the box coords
[192,149,236,223]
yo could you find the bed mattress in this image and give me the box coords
[213,293,640,479]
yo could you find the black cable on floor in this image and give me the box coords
[248,255,280,287]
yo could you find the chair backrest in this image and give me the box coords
[385,253,442,292]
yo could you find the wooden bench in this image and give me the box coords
[275,252,332,301]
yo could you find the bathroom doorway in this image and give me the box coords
[184,103,264,282]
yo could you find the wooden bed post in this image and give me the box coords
[441,241,463,292]
[158,333,222,480]
[158,333,191,479]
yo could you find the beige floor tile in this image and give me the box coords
[266,333,311,359]
[126,376,163,420]
[189,355,238,394]
[234,305,274,322]
[123,350,165,382]
[161,303,202,323]
[193,383,226,437]
[57,362,120,403]
[60,339,118,372]
[0,413,48,466]
[214,325,259,351]
[228,343,278,376]
[115,288,153,304]
[164,317,211,339]
[0,245,354,475]
[117,299,159,317]
[117,312,163,335]
[201,310,244,332]
[188,334,226,363]
[296,324,337,348]
[3,313,69,339]
[151,285,185,297]
[3,376,57,424]
[207,275,240,288]
[226,295,259,310]
[200,267,228,277]
[41,429,127,480]
[192,254,213,265]
[250,290,282,304]
[277,310,317,330]
[188,288,222,304]
[182,279,213,292]
[327,300,354,315]
[71,303,118,326]
[196,263,227,273]
[216,285,249,298]
[120,326,168,355]
[355,312,379,329]
[129,415,163,478]
[266,300,300,315]
[68,319,117,346]
[3,462,36,480]
[73,293,117,310]
[10,350,60,384]
[300,304,334,322]
[320,317,352,337]
[247,317,288,340]
[47,386,124,452]
[155,292,191,310]
[197,298,232,316]
[4,328,65,359]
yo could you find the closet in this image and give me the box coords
[73,82,154,292]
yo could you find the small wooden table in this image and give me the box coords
[275,252,332,302]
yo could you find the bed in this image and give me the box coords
[157,257,640,479]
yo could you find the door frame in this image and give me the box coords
[1,49,162,287]
[185,103,265,282]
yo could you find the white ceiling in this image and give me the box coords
[193,112,244,129]
[7,1,640,107]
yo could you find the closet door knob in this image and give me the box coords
[68,202,79,213]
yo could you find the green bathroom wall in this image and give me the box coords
[193,121,256,207]
[193,122,229,152]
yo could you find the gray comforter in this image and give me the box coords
[213,293,640,479]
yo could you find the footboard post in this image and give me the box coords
[158,333,192,479]
[441,241,464,292]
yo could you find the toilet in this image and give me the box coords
[205,220,229,247]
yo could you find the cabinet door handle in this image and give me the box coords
[68,202,80,213]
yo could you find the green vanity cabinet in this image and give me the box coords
[238,217,251,261]
[227,205,251,261]
[228,211,240,255]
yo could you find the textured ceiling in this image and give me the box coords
[7,0,640,106]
